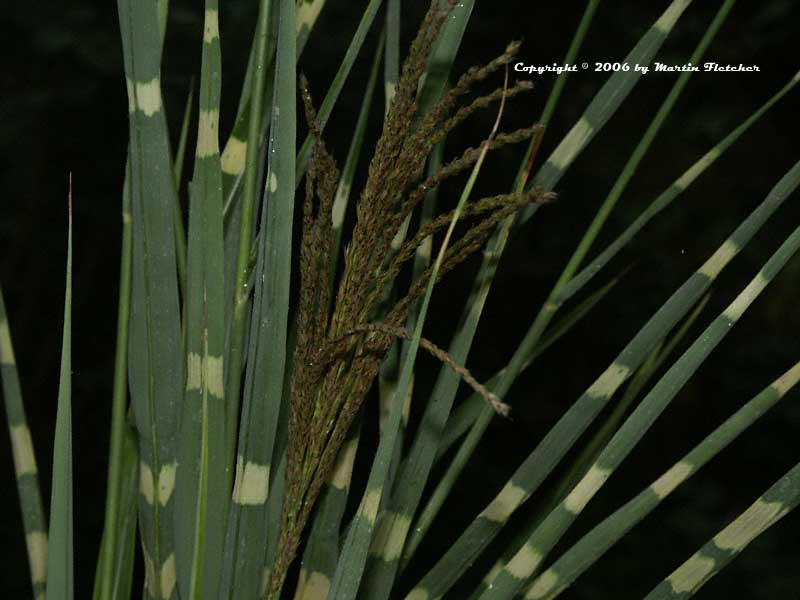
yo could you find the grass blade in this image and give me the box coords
[406,276,621,563]
[93,423,139,600]
[117,0,184,595]
[524,360,800,600]
[222,0,338,400]
[47,182,74,600]
[644,460,800,600]
[171,81,195,295]
[520,0,602,184]
[415,0,475,119]
[218,0,296,597]
[174,80,195,190]
[331,29,385,277]
[224,0,276,428]
[353,1,489,593]
[173,2,229,598]
[223,0,389,356]
[221,0,330,222]
[407,158,800,600]
[0,286,48,599]
[96,159,135,600]
[542,294,709,512]
[384,0,400,113]
[220,3,278,220]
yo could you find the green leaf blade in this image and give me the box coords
[174,3,229,599]
[219,0,296,597]
[46,185,74,600]
[117,0,184,595]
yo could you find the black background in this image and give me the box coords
[1,1,799,598]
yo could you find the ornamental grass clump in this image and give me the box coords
[3,1,800,600]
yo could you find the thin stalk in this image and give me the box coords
[225,0,273,451]
[98,163,134,600]
[174,80,195,190]
[171,79,194,297]
[330,30,386,279]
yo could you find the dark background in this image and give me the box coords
[2,1,799,598]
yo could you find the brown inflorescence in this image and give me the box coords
[268,1,555,595]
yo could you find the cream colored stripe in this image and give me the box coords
[25,531,48,584]
[0,319,16,364]
[713,498,788,551]
[329,438,358,490]
[296,0,324,34]
[158,462,177,506]
[135,78,162,117]
[772,361,800,396]
[232,461,270,505]
[187,352,202,391]
[140,461,154,504]
[221,137,247,175]
[161,553,176,599]
[203,9,219,43]
[586,362,631,399]
[196,109,220,158]
[205,354,224,398]
[369,512,411,561]
[650,461,693,500]
[481,482,527,523]
[667,553,715,594]
[361,489,382,525]
[698,239,738,279]
[723,272,769,322]
[506,543,543,580]
[563,464,610,514]
[10,425,37,476]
